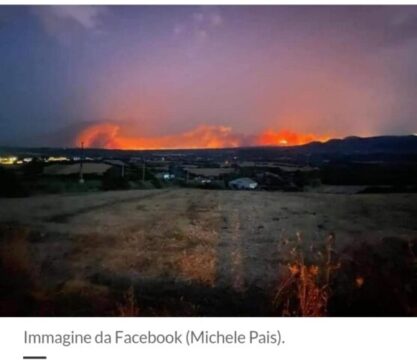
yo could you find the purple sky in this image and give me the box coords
[0,6,417,147]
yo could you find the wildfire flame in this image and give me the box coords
[253,129,330,147]
[75,122,329,150]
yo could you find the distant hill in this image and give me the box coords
[296,135,417,155]
[2,134,417,159]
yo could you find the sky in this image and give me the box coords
[0,5,417,149]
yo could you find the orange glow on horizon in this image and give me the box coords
[75,123,241,150]
[253,129,330,147]
[75,123,330,150]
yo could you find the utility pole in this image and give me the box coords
[142,162,146,182]
[79,141,84,184]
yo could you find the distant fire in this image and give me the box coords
[75,123,241,150]
[253,129,330,147]
[75,122,329,150]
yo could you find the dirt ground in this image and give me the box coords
[1,189,417,316]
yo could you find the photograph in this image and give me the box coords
[1,4,417,317]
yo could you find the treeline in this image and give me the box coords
[0,162,164,198]
[321,162,417,185]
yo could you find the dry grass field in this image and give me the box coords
[1,189,417,316]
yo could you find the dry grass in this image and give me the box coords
[274,232,340,316]
[0,226,42,315]
[1,189,417,316]
[116,286,140,316]
[0,226,39,291]
[177,246,217,286]
[0,227,32,277]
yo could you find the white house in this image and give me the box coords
[228,177,258,190]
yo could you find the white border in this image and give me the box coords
[1,317,416,359]
[0,1,416,359]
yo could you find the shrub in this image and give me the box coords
[274,233,339,316]
[116,286,140,316]
[0,167,28,197]
[102,169,130,190]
